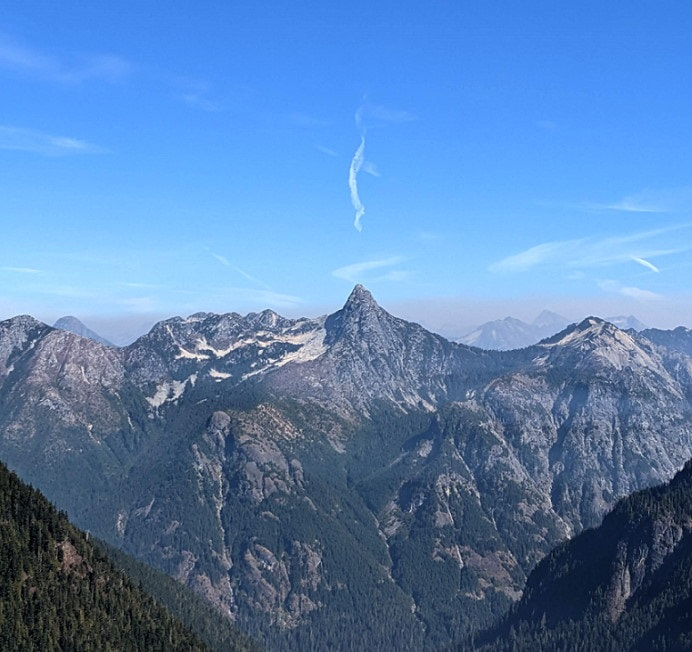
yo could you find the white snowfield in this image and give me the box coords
[146,374,197,407]
[151,320,328,399]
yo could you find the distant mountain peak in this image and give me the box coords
[605,314,648,331]
[532,309,568,329]
[459,311,570,351]
[53,316,114,347]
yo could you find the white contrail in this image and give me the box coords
[631,256,660,273]
[349,134,366,231]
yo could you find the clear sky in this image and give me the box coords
[2,1,692,343]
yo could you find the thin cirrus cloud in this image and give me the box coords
[0,125,104,156]
[1,266,41,274]
[211,252,273,291]
[603,198,665,213]
[178,92,220,112]
[171,76,222,112]
[489,226,691,274]
[332,256,408,284]
[315,145,338,158]
[211,287,303,309]
[598,280,663,301]
[585,187,692,214]
[0,32,131,84]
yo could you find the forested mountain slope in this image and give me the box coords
[0,459,206,651]
[472,459,692,651]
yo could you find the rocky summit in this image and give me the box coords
[0,287,691,649]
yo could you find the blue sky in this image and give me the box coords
[1,2,692,342]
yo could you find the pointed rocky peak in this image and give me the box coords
[344,284,379,311]
[325,285,391,345]
[339,285,384,319]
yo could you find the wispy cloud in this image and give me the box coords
[0,32,131,84]
[212,253,231,267]
[361,161,380,177]
[211,253,272,291]
[231,266,272,291]
[211,287,303,309]
[585,187,692,214]
[598,279,663,301]
[1,266,41,274]
[490,225,690,273]
[489,240,583,273]
[121,282,163,290]
[332,256,407,283]
[0,125,105,156]
[172,77,221,112]
[316,144,337,157]
[602,198,665,213]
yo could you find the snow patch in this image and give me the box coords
[241,327,327,380]
[175,347,210,361]
[209,368,232,381]
[146,375,195,407]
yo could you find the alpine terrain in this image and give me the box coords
[0,286,691,649]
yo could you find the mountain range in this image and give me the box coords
[0,285,691,649]
[458,311,647,350]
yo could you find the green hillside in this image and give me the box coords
[472,460,692,651]
[0,458,206,651]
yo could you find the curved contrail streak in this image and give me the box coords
[349,134,366,231]
[632,256,660,273]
